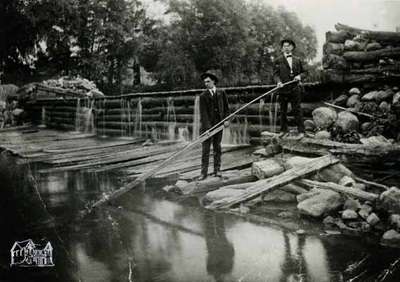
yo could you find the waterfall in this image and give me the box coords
[75,98,81,132]
[101,99,107,137]
[83,100,95,134]
[192,95,200,140]
[127,100,132,137]
[178,126,190,142]
[166,97,177,140]
[269,93,279,133]
[38,106,47,128]
[134,98,142,137]
[258,99,265,127]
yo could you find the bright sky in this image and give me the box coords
[143,0,400,61]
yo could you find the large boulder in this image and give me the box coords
[376,89,394,102]
[380,187,400,214]
[315,130,331,139]
[361,91,379,101]
[304,119,316,131]
[252,159,284,179]
[312,107,337,129]
[346,94,360,108]
[333,94,348,107]
[297,188,343,217]
[381,229,400,247]
[348,88,361,95]
[335,111,359,132]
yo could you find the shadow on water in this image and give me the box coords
[1,151,400,282]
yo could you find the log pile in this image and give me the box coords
[323,23,400,83]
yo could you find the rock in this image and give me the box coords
[278,211,295,218]
[239,204,250,214]
[379,101,390,112]
[361,122,372,133]
[335,111,359,132]
[346,94,360,108]
[315,130,331,139]
[297,188,343,218]
[343,198,361,211]
[346,95,361,108]
[380,187,400,214]
[381,229,400,246]
[252,148,268,157]
[333,94,348,107]
[389,214,400,231]
[342,209,359,219]
[296,229,306,235]
[282,183,308,195]
[358,204,373,220]
[323,216,337,226]
[354,183,366,191]
[361,91,379,101]
[252,159,284,179]
[264,144,282,156]
[377,89,394,102]
[392,92,400,104]
[366,213,380,226]
[366,42,382,51]
[339,175,356,187]
[263,190,297,203]
[349,88,361,95]
[312,107,337,129]
[304,119,316,131]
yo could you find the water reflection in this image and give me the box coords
[1,157,400,281]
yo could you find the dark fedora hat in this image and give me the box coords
[201,70,219,83]
[280,38,296,49]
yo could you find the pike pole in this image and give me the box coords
[91,80,298,209]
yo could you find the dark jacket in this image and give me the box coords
[199,89,229,132]
[273,54,306,91]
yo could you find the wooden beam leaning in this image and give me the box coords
[207,155,339,210]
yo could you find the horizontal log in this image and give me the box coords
[343,47,400,62]
[322,54,348,70]
[335,23,400,43]
[323,69,377,83]
[326,30,351,43]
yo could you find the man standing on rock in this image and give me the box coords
[199,70,230,180]
[273,38,306,137]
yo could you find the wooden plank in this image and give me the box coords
[299,179,379,201]
[206,155,339,210]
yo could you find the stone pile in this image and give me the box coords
[304,85,400,143]
[201,155,400,247]
[42,76,104,98]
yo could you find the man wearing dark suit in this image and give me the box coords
[273,38,306,137]
[199,71,230,180]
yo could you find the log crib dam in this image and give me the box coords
[24,82,325,143]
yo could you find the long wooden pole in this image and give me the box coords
[323,102,375,119]
[91,80,298,208]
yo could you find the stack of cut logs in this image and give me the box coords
[323,23,400,83]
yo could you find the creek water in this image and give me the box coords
[0,153,399,282]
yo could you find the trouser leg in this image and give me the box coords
[280,99,288,132]
[212,130,223,173]
[201,138,211,176]
[291,89,304,133]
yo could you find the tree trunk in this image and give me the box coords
[343,47,400,62]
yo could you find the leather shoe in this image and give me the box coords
[214,171,222,177]
[197,174,207,181]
